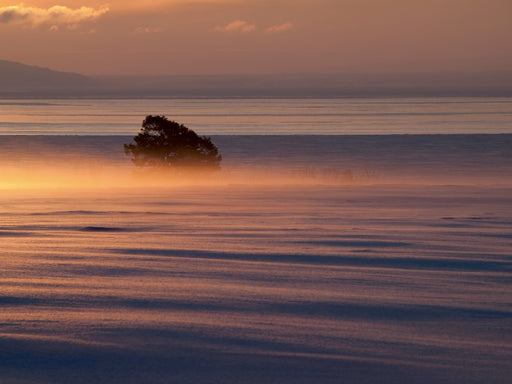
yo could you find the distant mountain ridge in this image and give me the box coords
[0,59,98,96]
[1,59,512,98]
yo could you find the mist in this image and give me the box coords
[1,135,511,192]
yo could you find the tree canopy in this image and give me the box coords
[124,115,222,171]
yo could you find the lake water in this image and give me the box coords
[1,97,512,135]
[0,97,511,384]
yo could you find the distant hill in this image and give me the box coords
[1,59,512,98]
[0,59,98,97]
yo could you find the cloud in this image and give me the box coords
[135,26,163,34]
[214,20,294,34]
[215,20,256,33]
[0,4,109,27]
[267,22,293,33]
[118,0,242,12]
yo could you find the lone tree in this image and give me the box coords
[124,115,222,171]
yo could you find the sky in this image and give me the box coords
[0,0,511,76]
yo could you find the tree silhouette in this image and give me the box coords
[124,115,222,171]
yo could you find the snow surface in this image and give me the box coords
[0,135,511,383]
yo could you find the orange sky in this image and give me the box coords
[1,0,511,75]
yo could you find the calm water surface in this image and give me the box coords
[1,97,511,134]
